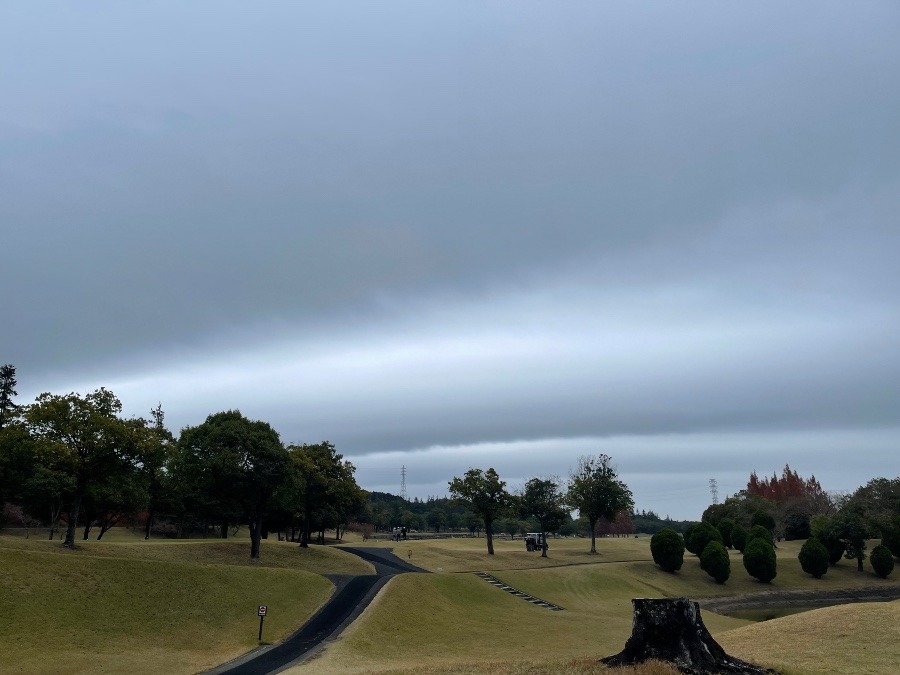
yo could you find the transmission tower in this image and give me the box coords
[400,465,408,501]
[709,478,719,505]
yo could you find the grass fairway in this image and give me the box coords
[0,534,363,674]
[290,537,900,675]
[352,535,653,573]
[718,599,900,675]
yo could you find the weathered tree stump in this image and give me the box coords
[602,598,775,674]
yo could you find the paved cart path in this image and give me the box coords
[205,547,426,675]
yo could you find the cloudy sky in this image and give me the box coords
[3,2,899,519]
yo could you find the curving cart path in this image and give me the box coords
[205,547,426,675]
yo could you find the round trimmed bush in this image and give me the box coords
[731,524,747,553]
[870,544,894,578]
[717,518,735,549]
[747,524,774,547]
[687,522,723,557]
[651,528,685,573]
[743,538,777,583]
[751,510,776,533]
[682,524,700,555]
[798,538,829,578]
[881,526,900,559]
[819,533,846,565]
[700,541,731,584]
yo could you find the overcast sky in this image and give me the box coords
[3,2,899,519]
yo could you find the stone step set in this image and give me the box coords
[474,572,565,611]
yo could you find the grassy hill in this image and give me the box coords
[3,532,898,675]
[0,533,369,674]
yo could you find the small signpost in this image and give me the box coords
[258,605,267,642]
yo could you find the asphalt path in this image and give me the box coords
[205,546,425,675]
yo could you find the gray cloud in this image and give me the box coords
[4,2,899,519]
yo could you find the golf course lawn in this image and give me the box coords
[3,532,899,675]
[0,533,365,674]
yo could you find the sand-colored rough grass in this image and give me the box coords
[1,533,373,575]
[348,535,653,573]
[287,561,754,675]
[0,545,334,674]
[719,599,900,675]
[354,657,681,675]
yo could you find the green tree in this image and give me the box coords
[650,528,685,573]
[750,509,776,534]
[870,544,894,578]
[177,410,288,559]
[288,441,362,546]
[26,388,129,548]
[700,541,730,584]
[833,506,872,572]
[566,454,633,555]
[717,518,735,549]
[448,468,512,555]
[0,364,20,430]
[747,524,774,547]
[730,523,748,553]
[743,538,777,583]
[798,537,829,579]
[139,404,176,540]
[520,477,567,558]
[427,509,447,533]
[687,522,723,556]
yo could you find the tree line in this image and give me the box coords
[446,454,634,557]
[0,365,365,559]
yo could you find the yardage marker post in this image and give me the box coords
[258,605,267,642]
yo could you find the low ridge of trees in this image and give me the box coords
[0,367,364,560]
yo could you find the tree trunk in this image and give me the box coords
[250,514,263,559]
[220,522,228,539]
[589,516,598,554]
[144,509,154,540]
[602,598,774,674]
[63,495,82,548]
[82,521,92,540]
[485,520,495,555]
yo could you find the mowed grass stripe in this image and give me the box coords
[0,547,333,675]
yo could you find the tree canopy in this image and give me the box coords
[567,454,633,554]
[448,467,512,555]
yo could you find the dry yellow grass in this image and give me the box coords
[349,535,653,573]
[1,532,373,575]
[719,599,900,675]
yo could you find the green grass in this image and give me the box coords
[0,534,358,674]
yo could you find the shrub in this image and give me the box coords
[751,509,776,533]
[880,522,900,558]
[784,512,811,540]
[651,528,685,573]
[747,524,774,547]
[870,544,894,578]
[682,524,700,555]
[798,538,829,578]
[700,541,731,584]
[717,518,735,549]
[743,538,777,583]
[687,522,722,557]
[730,524,747,553]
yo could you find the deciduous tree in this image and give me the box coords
[566,454,633,554]
[520,477,567,557]
[448,468,512,555]
[177,410,288,559]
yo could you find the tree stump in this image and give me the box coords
[601,598,775,674]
